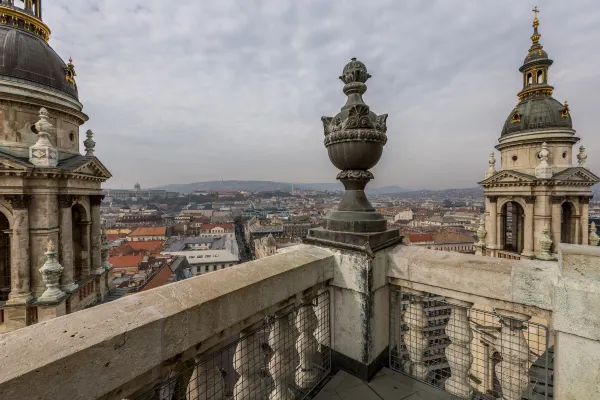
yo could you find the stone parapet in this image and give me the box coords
[0,245,334,400]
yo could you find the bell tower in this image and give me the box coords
[0,0,112,332]
[477,8,599,261]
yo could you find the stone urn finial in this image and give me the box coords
[590,222,599,246]
[538,223,554,260]
[577,145,588,169]
[535,142,552,179]
[38,239,66,302]
[29,107,58,168]
[476,216,487,245]
[319,58,389,232]
[84,129,96,156]
[101,231,113,271]
[485,152,497,179]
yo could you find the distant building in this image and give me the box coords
[128,226,168,242]
[103,183,178,201]
[161,236,240,275]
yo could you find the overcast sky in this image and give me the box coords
[45,0,600,190]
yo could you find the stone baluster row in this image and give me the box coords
[399,290,535,400]
[182,294,324,400]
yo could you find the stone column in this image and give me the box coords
[81,221,92,277]
[580,197,590,246]
[58,195,77,291]
[5,195,32,304]
[551,196,563,253]
[495,309,531,400]
[522,196,535,258]
[444,299,474,399]
[90,195,104,275]
[488,196,498,250]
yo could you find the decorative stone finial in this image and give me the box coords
[577,146,588,169]
[29,107,58,168]
[474,216,487,256]
[538,223,553,260]
[535,142,552,179]
[101,231,113,271]
[305,58,400,253]
[590,222,599,247]
[485,152,497,179]
[38,239,66,302]
[84,129,96,156]
[65,57,77,84]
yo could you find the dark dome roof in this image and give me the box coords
[501,97,572,137]
[523,47,549,65]
[0,25,78,100]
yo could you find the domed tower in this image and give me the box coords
[0,1,112,332]
[479,7,599,260]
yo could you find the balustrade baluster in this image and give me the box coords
[267,314,296,400]
[187,358,224,400]
[403,289,429,379]
[444,299,474,398]
[496,310,531,400]
[294,301,319,389]
[233,330,265,400]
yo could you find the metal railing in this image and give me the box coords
[390,289,551,399]
[135,291,331,400]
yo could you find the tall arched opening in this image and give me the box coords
[501,201,525,254]
[0,212,10,301]
[561,202,577,244]
[71,204,87,282]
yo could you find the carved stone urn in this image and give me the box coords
[38,240,66,302]
[305,58,401,253]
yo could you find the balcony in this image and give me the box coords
[1,242,599,400]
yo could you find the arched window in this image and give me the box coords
[0,212,10,301]
[527,73,533,85]
[501,201,525,254]
[537,70,543,84]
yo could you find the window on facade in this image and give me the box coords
[527,73,533,85]
[537,70,543,84]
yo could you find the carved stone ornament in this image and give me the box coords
[523,196,536,204]
[4,194,31,209]
[84,129,96,156]
[101,232,113,271]
[89,195,105,206]
[580,196,593,205]
[577,145,588,169]
[57,195,74,209]
[551,196,566,205]
[590,222,600,247]
[535,142,552,179]
[476,216,487,246]
[38,240,66,302]
[488,196,498,203]
[29,108,58,168]
[485,152,497,179]
[538,223,553,260]
[336,170,374,181]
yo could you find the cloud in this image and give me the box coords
[44,0,600,189]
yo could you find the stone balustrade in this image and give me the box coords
[0,245,334,400]
[1,243,600,400]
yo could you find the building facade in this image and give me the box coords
[478,12,599,260]
[0,1,112,332]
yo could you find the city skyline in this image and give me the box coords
[47,1,600,189]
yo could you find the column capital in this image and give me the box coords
[551,195,566,205]
[579,195,593,205]
[89,195,105,206]
[4,194,31,209]
[57,195,74,209]
[488,196,498,203]
[523,195,536,204]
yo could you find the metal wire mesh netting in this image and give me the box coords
[390,290,551,400]
[135,291,330,400]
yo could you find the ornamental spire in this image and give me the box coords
[531,6,541,45]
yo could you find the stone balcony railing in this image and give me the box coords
[1,243,599,400]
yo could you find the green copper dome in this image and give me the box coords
[501,97,572,137]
